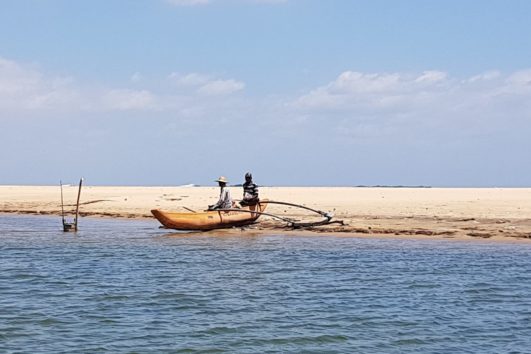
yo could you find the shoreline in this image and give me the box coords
[2,186,531,242]
[2,211,530,244]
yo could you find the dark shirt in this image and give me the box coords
[242,181,259,200]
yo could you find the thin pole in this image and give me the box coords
[233,200,330,218]
[60,180,65,225]
[256,200,331,217]
[217,208,334,228]
[74,178,83,231]
[217,208,298,224]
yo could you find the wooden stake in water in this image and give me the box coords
[60,180,66,226]
[74,178,83,231]
[60,178,83,232]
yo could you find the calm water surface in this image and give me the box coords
[1,215,531,353]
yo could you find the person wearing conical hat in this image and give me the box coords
[208,176,233,210]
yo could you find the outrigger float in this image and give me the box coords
[151,200,344,231]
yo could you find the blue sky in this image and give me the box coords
[1,0,530,186]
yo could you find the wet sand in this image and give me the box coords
[1,185,531,241]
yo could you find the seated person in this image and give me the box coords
[208,176,232,210]
[240,172,259,206]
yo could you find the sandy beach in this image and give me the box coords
[1,185,530,241]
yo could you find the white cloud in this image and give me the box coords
[250,0,288,3]
[506,69,531,87]
[0,57,160,113]
[102,89,156,111]
[0,57,82,112]
[165,0,209,6]
[2,55,530,148]
[2,57,531,186]
[0,57,41,95]
[415,70,447,83]
[0,57,247,118]
[165,0,287,6]
[287,68,531,145]
[169,72,245,95]
[294,70,453,110]
[333,71,402,93]
[168,72,211,86]
[466,70,500,83]
[197,79,245,95]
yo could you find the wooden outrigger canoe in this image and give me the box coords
[151,201,268,231]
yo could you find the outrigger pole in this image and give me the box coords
[220,208,298,224]
[222,200,343,228]
[255,200,333,219]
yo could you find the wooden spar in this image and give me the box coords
[214,206,338,228]
[183,206,196,213]
[60,180,66,225]
[291,219,345,229]
[215,208,297,224]
[234,200,332,218]
[219,207,338,228]
[218,200,341,228]
[73,178,83,231]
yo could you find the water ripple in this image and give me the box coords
[1,215,531,353]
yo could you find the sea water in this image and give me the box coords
[1,215,531,353]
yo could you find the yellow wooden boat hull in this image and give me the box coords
[151,201,268,230]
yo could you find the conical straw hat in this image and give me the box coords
[215,176,228,183]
